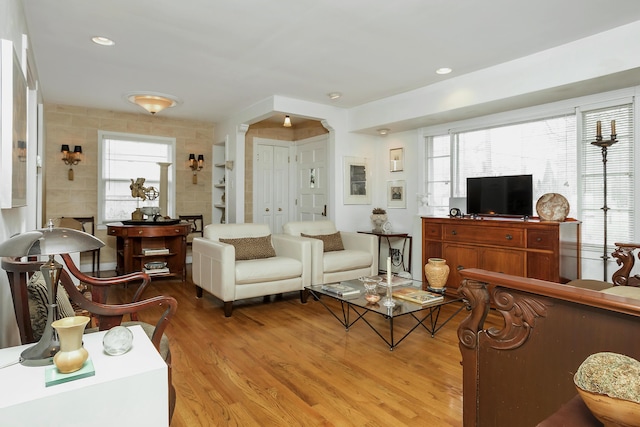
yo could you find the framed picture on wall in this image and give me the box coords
[387,180,406,209]
[343,156,371,204]
[390,148,403,172]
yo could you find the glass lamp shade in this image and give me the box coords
[0,224,104,366]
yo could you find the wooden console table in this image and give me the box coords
[422,216,581,292]
[107,222,191,281]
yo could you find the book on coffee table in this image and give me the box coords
[321,283,360,296]
[392,288,444,305]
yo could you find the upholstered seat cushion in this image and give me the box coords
[601,286,640,300]
[323,249,373,274]
[235,256,303,285]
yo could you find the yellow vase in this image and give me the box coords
[424,258,450,292]
[52,316,91,374]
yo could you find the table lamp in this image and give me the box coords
[0,220,105,366]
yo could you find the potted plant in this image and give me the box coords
[370,208,388,233]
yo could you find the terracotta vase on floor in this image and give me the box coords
[52,316,90,373]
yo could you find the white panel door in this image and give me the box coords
[256,144,274,227]
[255,143,290,233]
[296,136,328,221]
[272,145,289,233]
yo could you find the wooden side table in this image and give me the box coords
[358,231,412,273]
[107,222,191,282]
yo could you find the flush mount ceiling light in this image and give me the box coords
[283,115,292,127]
[327,92,342,100]
[377,128,390,136]
[436,67,452,75]
[125,92,181,115]
[91,36,115,46]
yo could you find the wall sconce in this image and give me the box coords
[189,153,204,184]
[17,140,26,162]
[283,115,292,127]
[61,145,82,180]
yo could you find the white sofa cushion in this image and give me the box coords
[235,256,303,285]
[283,220,337,236]
[324,249,373,274]
[204,223,270,241]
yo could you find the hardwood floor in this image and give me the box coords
[109,271,495,426]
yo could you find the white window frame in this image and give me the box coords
[421,87,639,269]
[97,131,176,227]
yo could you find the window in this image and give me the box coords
[424,98,635,257]
[580,102,634,252]
[427,115,578,216]
[425,135,451,217]
[98,131,176,225]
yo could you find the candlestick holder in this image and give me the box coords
[591,133,617,281]
[382,279,395,307]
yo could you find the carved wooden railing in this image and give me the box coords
[457,268,640,427]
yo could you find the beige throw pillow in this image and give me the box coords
[301,232,344,252]
[220,235,276,260]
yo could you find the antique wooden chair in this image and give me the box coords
[1,254,178,422]
[178,214,204,247]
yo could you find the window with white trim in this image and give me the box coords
[580,102,634,252]
[424,99,635,255]
[98,131,176,225]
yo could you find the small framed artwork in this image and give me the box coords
[343,156,371,204]
[387,180,406,209]
[389,147,404,172]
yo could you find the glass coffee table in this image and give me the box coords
[305,277,466,350]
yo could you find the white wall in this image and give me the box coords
[216,21,640,284]
[0,0,41,347]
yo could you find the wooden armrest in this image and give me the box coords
[60,253,150,304]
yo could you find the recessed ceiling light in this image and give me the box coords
[327,92,342,100]
[436,67,452,75]
[92,36,115,46]
[377,128,390,136]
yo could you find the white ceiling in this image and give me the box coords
[22,0,640,126]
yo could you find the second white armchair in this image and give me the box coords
[283,220,378,286]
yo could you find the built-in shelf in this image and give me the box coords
[213,138,228,224]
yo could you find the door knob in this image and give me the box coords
[278,208,282,211]
[265,208,269,212]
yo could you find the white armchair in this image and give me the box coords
[192,223,311,317]
[282,220,378,286]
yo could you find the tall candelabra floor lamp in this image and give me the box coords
[0,220,104,366]
[591,119,617,281]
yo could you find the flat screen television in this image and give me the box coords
[466,174,533,217]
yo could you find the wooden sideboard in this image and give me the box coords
[421,216,581,291]
[107,222,191,281]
